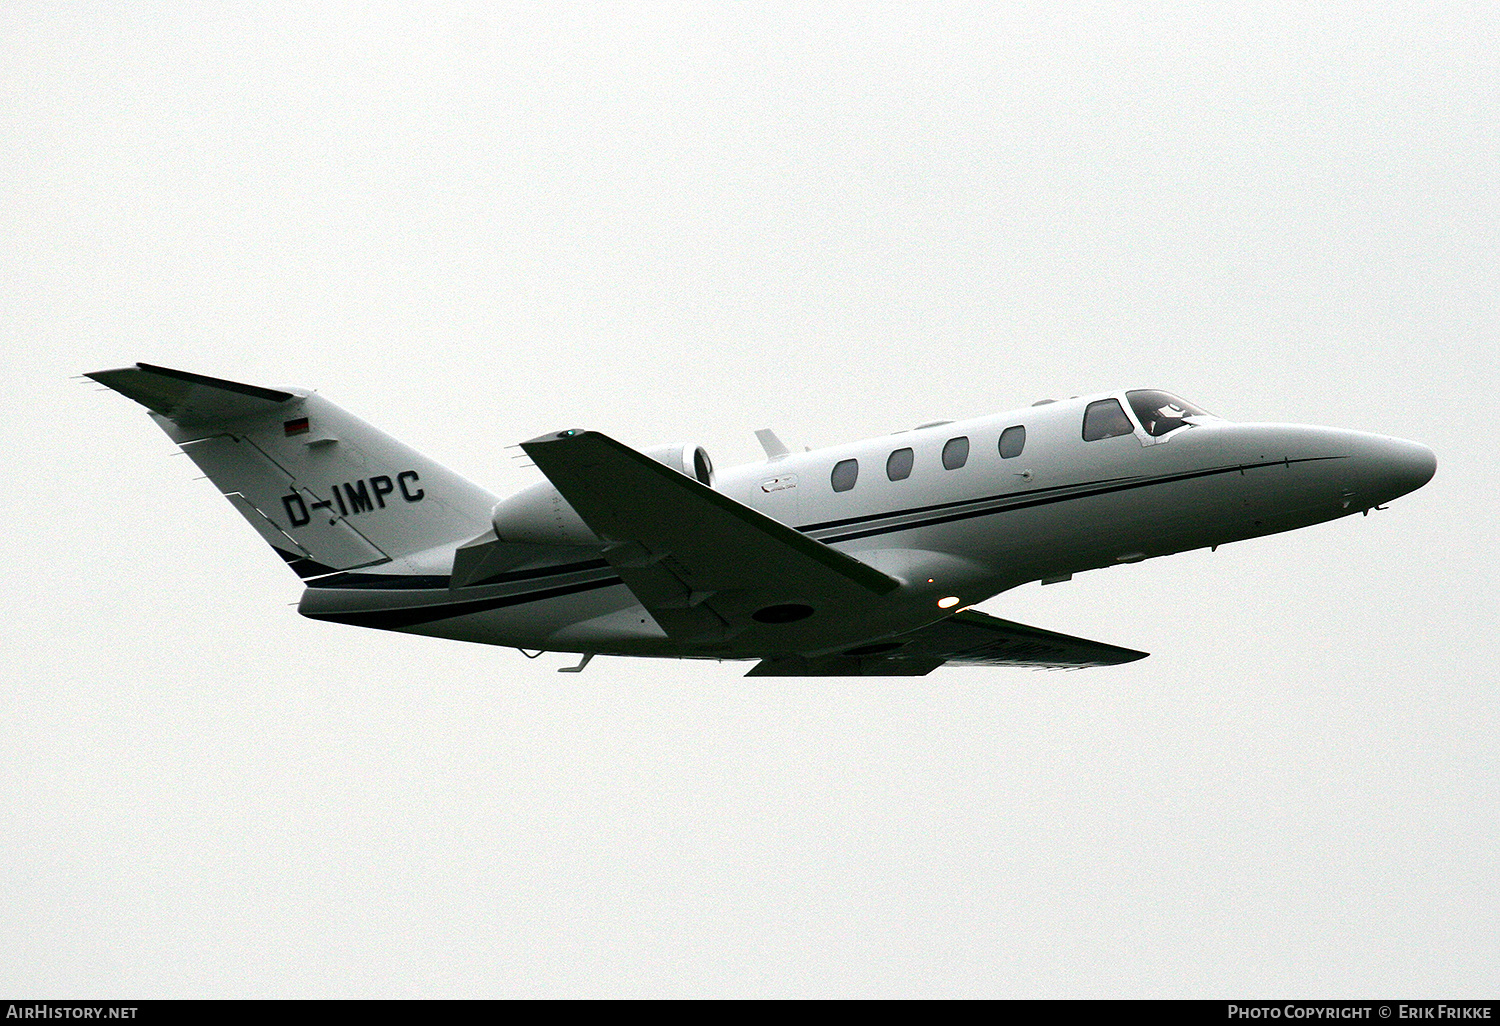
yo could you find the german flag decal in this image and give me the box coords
[284,417,310,436]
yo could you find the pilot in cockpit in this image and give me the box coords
[1126,390,1212,437]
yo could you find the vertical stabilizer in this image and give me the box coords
[87,364,498,578]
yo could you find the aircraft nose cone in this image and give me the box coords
[1368,436,1437,502]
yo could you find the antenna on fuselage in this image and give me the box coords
[755,429,790,461]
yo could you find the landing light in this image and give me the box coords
[937,596,961,609]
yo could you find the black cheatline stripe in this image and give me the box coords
[816,457,1346,545]
[795,476,1139,534]
[302,577,625,629]
[462,558,612,589]
[306,557,611,590]
[805,480,1124,541]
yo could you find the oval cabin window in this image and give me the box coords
[831,458,859,493]
[886,448,914,481]
[999,425,1026,459]
[942,436,969,470]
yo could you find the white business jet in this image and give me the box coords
[87,363,1435,675]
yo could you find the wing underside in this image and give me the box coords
[746,609,1148,676]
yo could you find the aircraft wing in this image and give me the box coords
[519,429,899,643]
[745,609,1148,676]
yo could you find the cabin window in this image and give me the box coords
[886,447,914,481]
[942,436,969,470]
[1082,399,1134,441]
[831,458,859,492]
[998,425,1026,459]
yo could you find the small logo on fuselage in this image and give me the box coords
[282,471,424,527]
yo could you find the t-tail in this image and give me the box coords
[86,363,499,579]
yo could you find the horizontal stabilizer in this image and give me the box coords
[86,363,295,425]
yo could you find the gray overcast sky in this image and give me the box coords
[3,0,1497,997]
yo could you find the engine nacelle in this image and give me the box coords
[641,442,716,488]
[490,441,716,547]
[490,478,599,546]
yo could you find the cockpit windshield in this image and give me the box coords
[1126,390,1213,437]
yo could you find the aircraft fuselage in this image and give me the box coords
[330,390,1433,659]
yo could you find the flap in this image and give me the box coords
[519,429,898,643]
